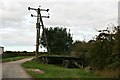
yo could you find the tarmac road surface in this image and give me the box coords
[2,58,33,78]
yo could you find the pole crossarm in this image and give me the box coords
[28,7,49,12]
[31,14,49,18]
[42,16,50,18]
[28,7,38,11]
[40,9,49,12]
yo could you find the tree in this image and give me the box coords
[72,41,89,57]
[41,27,73,55]
[88,27,119,70]
[114,26,120,55]
[71,41,90,67]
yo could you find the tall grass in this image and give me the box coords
[95,69,119,78]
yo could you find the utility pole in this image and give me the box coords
[28,6,50,61]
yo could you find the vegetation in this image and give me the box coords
[71,41,89,67]
[72,41,88,55]
[71,26,119,78]
[22,60,98,78]
[4,26,117,78]
[41,27,73,55]
[2,51,35,58]
[1,51,34,62]
[88,27,119,71]
[40,26,119,73]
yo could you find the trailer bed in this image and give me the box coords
[39,55,84,68]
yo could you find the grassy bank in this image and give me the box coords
[22,60,99,78]
[1,56,33,62]
[94,69,119,78]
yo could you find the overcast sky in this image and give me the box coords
[0,0,119,51]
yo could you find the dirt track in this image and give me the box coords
[2,58,33,78]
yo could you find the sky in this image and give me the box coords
[0,0,119,51]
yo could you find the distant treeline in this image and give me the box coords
[5,51,34,53]
[2,51,47,58]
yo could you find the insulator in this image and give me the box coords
[28,7,30,10]
[46,9,49,12]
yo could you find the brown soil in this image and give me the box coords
[28,69,45,74]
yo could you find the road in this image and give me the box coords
[2,58,33,78]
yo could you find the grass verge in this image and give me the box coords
[21,60,99,78]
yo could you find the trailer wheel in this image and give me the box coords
[44,57,48,64]
[41,57,45,63]
[64,60,70,68]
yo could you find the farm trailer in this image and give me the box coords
[39,55,85,68]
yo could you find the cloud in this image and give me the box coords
[43,1,118,26]
[0,0,118,51]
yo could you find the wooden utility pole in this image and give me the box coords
[28,6,50,61]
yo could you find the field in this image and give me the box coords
[21,60,99,78]
[1,56,33,62]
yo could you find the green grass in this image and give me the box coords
[22,60,99,78]
[1,56,33,62]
